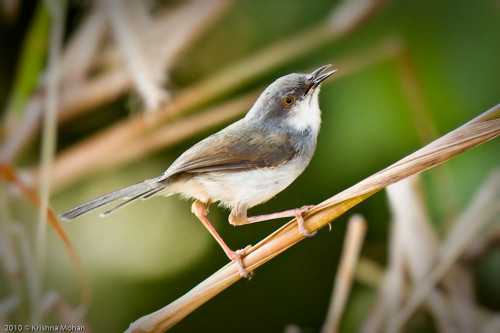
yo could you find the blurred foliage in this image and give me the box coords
[2,0,499,332]
[5,2,49,116]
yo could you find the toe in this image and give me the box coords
[301,229,317,237]
[236,245,252,256]
[230,247,254,279]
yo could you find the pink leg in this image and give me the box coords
[192,200,253,278]
[246,205,317,237]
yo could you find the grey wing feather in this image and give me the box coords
[160,125,297,179]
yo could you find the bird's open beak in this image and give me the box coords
[305,64,337,95]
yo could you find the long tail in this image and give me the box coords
[60,178,166,220]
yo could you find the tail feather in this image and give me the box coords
[60,178,165,220]
[141,186,164,199]
[99,192,148,217]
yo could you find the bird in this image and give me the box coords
[60,65,336,278]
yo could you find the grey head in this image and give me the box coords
[245,64,336,133]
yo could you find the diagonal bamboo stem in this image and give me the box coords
[127,104,500,332]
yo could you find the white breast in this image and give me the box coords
[169,160,308,210]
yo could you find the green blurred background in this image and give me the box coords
[2,0,499,332]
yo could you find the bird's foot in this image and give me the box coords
[228,245,254,279]
[296,205,317,237]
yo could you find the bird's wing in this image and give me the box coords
[161,125,297,178]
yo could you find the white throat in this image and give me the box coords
[285,89,322,134]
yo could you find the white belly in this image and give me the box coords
[169,161,307,209]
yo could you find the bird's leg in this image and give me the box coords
[191,200,253,278]
[230,205,316,237]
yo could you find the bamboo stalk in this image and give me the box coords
[127,104,500,332]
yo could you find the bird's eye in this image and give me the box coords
[282,95,295,107]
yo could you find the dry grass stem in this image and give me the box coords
[39,291,88,328]
[389,177,442,308]
[396,49,460,227]
[484,317,500,333]
[396,50,438,144]
[355,257,497,325]
[1,165,92,307]
[102,0,167,110]
[0,186,19,279]
[1,96,44,162]
[0,0,229,162]
[362,196,407,332]
[12,223,39,318]
[163,0,382,120]
[0,295,21,317]
[389,169,500,331]
[59,7,106,86]
[329,0,384,33]
[36,2,66,320]
[365,176,459,333]
[463,226,500,262]
[42,37,403,191]
[354,257,385,288]
[127,104,500,332]
[58,0,230,122]
[50,91,258,190]
[104,92,262,175]
[322,214,367,333]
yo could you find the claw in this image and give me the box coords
[296,207,317,237]
[229,245,254,279]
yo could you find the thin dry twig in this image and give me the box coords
[127,104,500,332]
[322,214,367,333]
